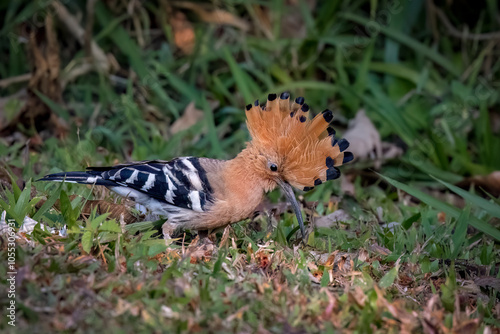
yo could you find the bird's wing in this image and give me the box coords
[86,157,215,212]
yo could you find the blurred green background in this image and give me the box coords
[1,0,499,183]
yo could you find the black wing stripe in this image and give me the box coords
[118,168,134,181]
[172,160,191,188]
[147,171,169,201]
[133,171,151,188]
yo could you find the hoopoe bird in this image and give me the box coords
[39,93,353,242]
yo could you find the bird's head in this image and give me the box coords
[244,92,354,240]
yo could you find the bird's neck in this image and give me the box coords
[218,147,275,210]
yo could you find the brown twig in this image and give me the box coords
[51,0,110,73]
[84,0,97,58]
[0,73,31,88]
[432,2,500,41]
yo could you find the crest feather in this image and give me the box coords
[245,93,353,190]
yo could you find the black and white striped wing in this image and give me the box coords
[103,157,215,212]
[47,157,215,212]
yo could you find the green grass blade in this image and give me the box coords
[379,266,398,288]
[273,81,338,94]
[402,213,421,230]
[379,173,500,241]
[340,12,461,77]
[14,179,32,220]
[340,82,414,144]
[357,62,442,94]
[81,230,93,254]
[95,2,147,77]
[433,176,500,219]
[32,90,70,120]
[223,47,254,103]
[352,39,375,111]
[90,212,111,231]
[33,182,63,222]
[125,219,165,234]
[320,267,330,287]
[0,197,22,225]
[451,206,470,259]
[200,95,224,158]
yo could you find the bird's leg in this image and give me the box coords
[162,221,177,246]
[198,229,210,243]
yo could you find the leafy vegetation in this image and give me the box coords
[0,0,499,332]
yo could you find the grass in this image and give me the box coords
[0,0,499,332]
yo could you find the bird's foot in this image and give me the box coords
[162,221,178,248]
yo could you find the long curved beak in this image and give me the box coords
[276,179,306,241]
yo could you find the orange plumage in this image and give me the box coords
[245,93,352,191]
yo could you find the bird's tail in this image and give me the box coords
[38,171,113,186]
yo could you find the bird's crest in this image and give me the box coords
[245,92,353,190]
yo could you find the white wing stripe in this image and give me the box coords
[86,176,98,183]
[181,159,203,190]
[141,173,156,191]
[126,169,139,184]
[163,165,180,185]
[188,191,202,212]
[109,170,119,180]
[165,190,174,203]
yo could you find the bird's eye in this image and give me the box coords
[269,163,278,172]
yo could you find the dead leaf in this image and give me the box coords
[161,305,180,319]
[457,171,500,197]
[474,276,500,291]
[368,243,392,257]
[113,298,134,317]
[219,225,231,248]
[0,164,24,194]
[358,248,369,262]
[170,102,205,134]
[0,13,68,140]
[314,210,351,228]
[280,0,316,38]
[375,286,419,333]
[323,250,339,267]
[343,110,403,169]
[173,2,250,31]
[251,0,316,39]
[340,175,356,196]
[451,319,480,334]
[422,295,445,333]
[187,235,215,263]
[225,305,250,323]
[343,110,381,165]
[166,5,196,55]
[255,251,271,269]
[80,198,140,224]
[321,288,339,320]
[348,286,367,307]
